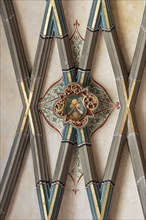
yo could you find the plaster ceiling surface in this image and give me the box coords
[0,0,146,220]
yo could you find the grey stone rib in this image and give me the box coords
[127,128,146,181]
[0,0,15,21]
[103,7,146,218]
[129,30,146,83]
[76,30,99,186]
[0,1,30,219]
[49,2,77,185]
[78,145,98,185]
[129,81,142,108]
[30,37,53,183]
[1,1,145,219]
[127,8,146,217]
[0,1,51,218]
[28,0,77,189]
[29,0,76,217]
[0,130,28,220]
[30,34,76,184]
[0,1,30,96]
[103,131,127,182]
[103,30,128,80]
[29,1,77,218]
[141,5,146,32]
[57,36,75,70]
[25,26,55,185]
[53,142,76,184]
[103,29,128,183]
[79,30,99,70]
[127,128,146,217]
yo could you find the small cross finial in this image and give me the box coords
[74,20,80,27]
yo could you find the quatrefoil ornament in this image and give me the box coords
[54,83,99,128]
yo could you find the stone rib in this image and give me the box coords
[0,1,30,219]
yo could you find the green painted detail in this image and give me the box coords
[70,20,83,67]
[38,20,119,193]
[68,146,83,194]
[38,78,118,136]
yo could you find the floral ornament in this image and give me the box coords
[38,20,120,194]
[54,83,99,128]
[70,20,84,68]
[38,78,119,136]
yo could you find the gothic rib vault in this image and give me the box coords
[0,0,146,220]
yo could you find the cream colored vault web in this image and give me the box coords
[0,0,146,220]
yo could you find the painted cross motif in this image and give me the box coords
[0,1,146,220]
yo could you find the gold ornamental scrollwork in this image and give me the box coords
[54,83,99,128]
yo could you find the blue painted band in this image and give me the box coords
[87,0,114,31]
[63,68,76,86]
[41,0,68,37]
[77,69,91,87]
[62,123,77,143]
[86,182,101,219]
[37,182,50,219]
[48,182,64,220]
[76,127,91,146]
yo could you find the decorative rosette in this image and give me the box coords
[54,83,99,128]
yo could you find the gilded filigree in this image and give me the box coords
[54,83,99,128]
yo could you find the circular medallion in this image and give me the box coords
[54,83,99,128]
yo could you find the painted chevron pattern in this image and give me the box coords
[87,0,114,31]
[41,0,68,38]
